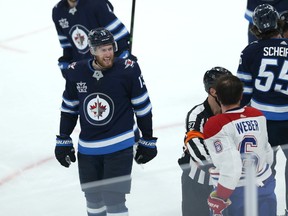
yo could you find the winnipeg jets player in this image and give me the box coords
[52,0,133,76]
[244,0,288,43]
[54,27,157,216]
[238,4,288,214]
[204,75,276,216]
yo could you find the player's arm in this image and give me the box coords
[58,48,74,73]
[204,119,242,189]
[52,9,74,75]
[55,79,79,167]
[236,51,253,107]
[94,0,130,56]
[203,118,242,214]
[184,130,210,164]
[127,63,152,137]
[59,79,79,135]
[128,63,157,164]
[182,107,211,166]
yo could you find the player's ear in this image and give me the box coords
[210,88,217,97]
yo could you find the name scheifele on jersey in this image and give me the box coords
[263,45,288,57]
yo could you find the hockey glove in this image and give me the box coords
[134,137,157,164]
[58,56,71,78]
[178,150,190,170]
[207,191,231,216]
[55,135,76,168]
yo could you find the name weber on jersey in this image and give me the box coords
[235,119,259,134]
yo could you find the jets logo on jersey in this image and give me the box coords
[213,140,223,153]
[124,59,135,69]
[69,25,90,54]
[76,82,87,93]
[83,93,114,126]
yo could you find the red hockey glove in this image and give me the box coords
[207,191,231,216]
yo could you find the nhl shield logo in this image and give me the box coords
[83,93,114,126]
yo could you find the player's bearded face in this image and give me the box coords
[94,44,114,69]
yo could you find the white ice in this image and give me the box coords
[0,0,286,215]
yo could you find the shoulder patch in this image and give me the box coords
[68,62,77,69]
[213,140,223,153]
[124,59,135,69]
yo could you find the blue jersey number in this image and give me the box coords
[239,135,259,173]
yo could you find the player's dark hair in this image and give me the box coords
[215,75,243,106]
[280,11,288,36]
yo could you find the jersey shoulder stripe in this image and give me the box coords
[204,107,263,139]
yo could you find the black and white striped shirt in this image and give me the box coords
[184,98,214,185]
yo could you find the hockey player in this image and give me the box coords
[237,4,288,214]
[244,0,288,43]
[178,67,232,216]
[54,27,157,216]
[204,75,276,216]
[52,0,134,76]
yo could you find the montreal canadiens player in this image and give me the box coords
[54,27,157,216]
[203,75,276,216]
[178,67,232,216]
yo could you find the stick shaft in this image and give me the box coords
[129,0,136,53]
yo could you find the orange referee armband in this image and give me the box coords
[184,131,204,144]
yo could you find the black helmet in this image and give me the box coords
[252,4,279,33]
[280,10,288,22]
[203,67,232,93]
[88,27,117,53]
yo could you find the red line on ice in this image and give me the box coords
[0,156,54,186]
[0,26,52,53]
[0,122,182,186]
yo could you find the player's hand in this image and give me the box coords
[134,137,157,164]
[58,56,71,69]
[207,191,231,216]
[177,149,190,167]
[58,56,71,78]
[55,135,76,168]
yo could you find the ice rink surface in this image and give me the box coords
[0,0,286,215]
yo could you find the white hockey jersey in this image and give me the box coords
[203,106,273,190]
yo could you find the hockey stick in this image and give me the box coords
[129,0,136,53]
